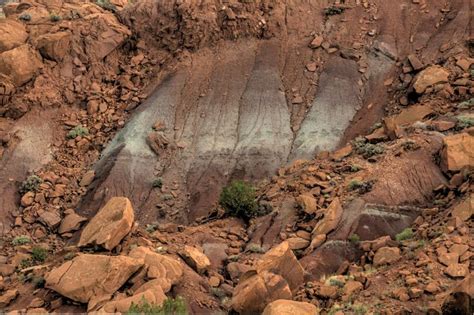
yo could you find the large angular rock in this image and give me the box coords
[312,198,343,236]
[263,299,319,315]
[0,289,18,308]
[35,32,72,62]
[45,254,143,303]
[441,133,474,172]
[58,210,87,234]
[383,105,434,139]
[451,195,473,222]
[296,193,317,215]
[373,247,401,266]
[101,281,166,313]
[413,65,450,94]
[128,246,183,292]
[179,245,211,274]
[0,44,43,86]
[256,241,304,291]
[78,197,134,250]
[232,271,292,314]
[0,20,28,53]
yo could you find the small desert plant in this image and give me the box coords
[152,178,163,189]
[401,140,420,151]
[350,164,362,172]
[19,175,43,194]
[246,243,265,254]
[12,235,31,246]
[219,180,259,220]
[456,98,474,109]
[145,224,157,233]
[348,180,373,193]
[50,12,61,22]
[19,13,31,21]
[395,228,413,242]
[352,137,384,159]
[67,125,89,139]
[31,247,48,263]
[348,234,360,244]
[126,296,187,315]
[32,276,45,288]
[456,115,474,129]
[324,6,345,16]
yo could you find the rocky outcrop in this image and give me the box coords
[78,197,134,250]
[0,20,28,53]
[58,209,87,234]
[231,271,292,315]
[0,44,43,86]
[231,241,305,313]
[35,32,72,62]
[262,299,319,315]
[179,245,211,275]
[413,66,450,94]
[373,247,401,266]
[441,133,474,173]
[256,241,305,291]
[45,254,143,304]
[128,246,183,292]
[312,198,342,237]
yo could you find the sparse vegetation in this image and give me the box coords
[152,178,163,189]
[31,247,48,263]
[395,228,414,242]
[352,137,384,159]
[145,224,157,233]
[50,12,61,22]
[32,276,46,288]
[324,6,345,16]
[456,98,474,109]
[401,140,420,151]
[348,179,373,194]
[246,243,265,254]
[456,115,474,129]
[67,125,89,139]
[348,234,360,244]
[12,235,31,246]
[19,13,31,21]
[96,0,117,12]
[19,175,43,194]
[126,296,187,315]
[219,180,259,220]
[350,164,362,172]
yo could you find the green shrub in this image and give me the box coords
[348,180,373,194]
[152,178,163,189]
[348,234,360,244]
[456,115,474,129]
[246,244,265,254]
[126,296,187,315]
[32,276,45,288]
[19,13,31,21]
[67,125,89,139]
[219,180,259,220]
[350,164,362,172]
[12,235,31,246]
[352,137,384,158]
[50,12,61,22]
[456,98,474,109]
[31,247,48,263]
[395,228,413,242]
[324,6,345,16]
[20,175,43,194]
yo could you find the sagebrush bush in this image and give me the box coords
[12,235,31,246]
[352,137,384,158]
[219,180,259,220]
[126,296,187,315]
[31,247,48,263]
[395,228,413,242]
[67,125,89,139]
[19,175,43,194]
